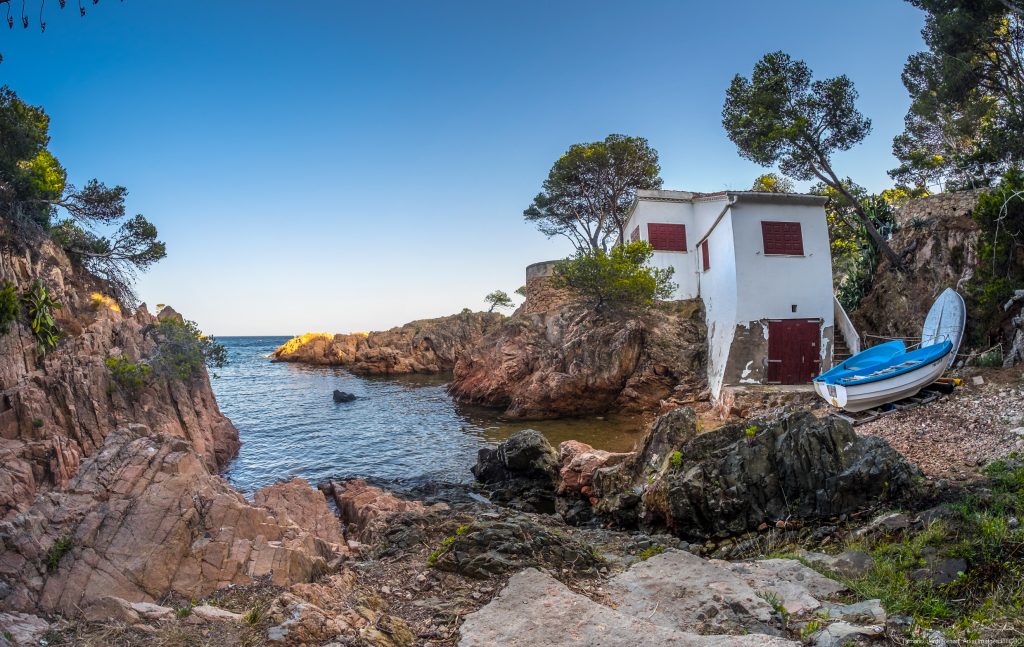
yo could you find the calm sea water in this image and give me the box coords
[213,337,645,495]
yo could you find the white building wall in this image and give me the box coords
[624,199,698,299]
[695,210,739,398]
[729,201,835,381]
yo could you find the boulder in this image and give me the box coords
[592,409,919,539]
[322,478,447,544]
[0,428,345,617]
[458,549,859,647]
[795,550,875,579]
[333,390,357,402]
[555,440,633,524]
[0,612,50,647]
[431,515,601,579]
[471,430,558,512]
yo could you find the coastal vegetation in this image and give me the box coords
[150,317,228,380]
[523,134,662,253]
[0,280,17,334]
[21,279,61,355]
[0,85,165,304]
[552,240,675,312]
[483,289,513,312]
[722,51,901,268]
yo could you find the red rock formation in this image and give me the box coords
[0,428,345,616]
[322,479,448,543]
[0,226,345,618]
[0,233,238,519]
[448,301,707,419]
[557,440,633,505]
[270,312,505,375]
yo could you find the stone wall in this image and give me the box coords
[523,260,572,315]
[894,189,987,228]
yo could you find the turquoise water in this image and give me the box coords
[213,337,645,494]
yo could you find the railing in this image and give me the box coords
[833,296,861,355]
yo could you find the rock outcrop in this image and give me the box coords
[270,311,505,375]
[854,190,984,342]
[0,234,238,519]
[459,549,874,647]
[471,429,559,512]
[449,300,707,419]
[591,408,919,539]
[0,428,345,616]
[322,478,448,544]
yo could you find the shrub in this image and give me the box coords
[21,280,61,355]
[670,451,684,469]
[46,535,73,572]
[553,240,676,312]
[89,292,120,313]
[0,281,17,335]
[105,355,151,396]
[151,317,227,380]
[638,545,665,561]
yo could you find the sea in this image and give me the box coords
[213,336,645,495]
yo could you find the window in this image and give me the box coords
[647,223,687,252]
[761,221,804,255]
[630,226,640,242]
[701,240,710,271]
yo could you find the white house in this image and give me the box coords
[623,189,858,398]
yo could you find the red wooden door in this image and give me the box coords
[767,319,821,384]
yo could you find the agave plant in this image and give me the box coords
[22,280,62,355]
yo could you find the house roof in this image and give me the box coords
[627,189,826,226]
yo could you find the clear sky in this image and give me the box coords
[1,1,926,335]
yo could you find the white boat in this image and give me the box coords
[813,288,966,412]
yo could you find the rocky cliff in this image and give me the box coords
[448,300,708,419]
[270,311,505,375]
[0,227,345,618]
[854,190,985,343]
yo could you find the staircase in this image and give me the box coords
[833,297,860,366]
[834,327,853,364]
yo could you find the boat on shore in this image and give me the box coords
[814,288,966,412]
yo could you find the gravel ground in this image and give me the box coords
[857,368,1024,481]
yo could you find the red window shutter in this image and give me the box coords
[701,240,710,271]
[761,221,804,255]
[630,226,640,242]
[647,223,687,251]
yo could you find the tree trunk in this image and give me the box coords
[818,166,904,271]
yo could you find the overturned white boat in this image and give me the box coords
[814,288,965,412]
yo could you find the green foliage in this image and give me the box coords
[638,545,665,561]
[669,451,683,469]
[105,355,152,396]
[723,52,900,267]
[892,0,1024,188]
[515,285,526,297]
[0,85,165,304]
[46,535,73,572]
[974,348,1004,367]
[553,240,676,312]
[965,168,1024,346]
[455,525,470,536]
[151,317,228,381]
[31,417,43,429]
[525,134,662,253]
[816,459,1024,638]
[0,281,18,335]
[21,280,61,355]
[745,425,758,439]
[241,605,264,626]
[484,289,514,312]
[750,173,794,193]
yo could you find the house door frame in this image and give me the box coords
[766,318,822,385]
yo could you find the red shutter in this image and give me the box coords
[630,226,640,242]
[701,240,710,271]
[647,223,687,251]
[761,221,804,255]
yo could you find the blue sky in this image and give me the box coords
[1,1,926,335]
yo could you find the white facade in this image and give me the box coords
[623,190,836,398]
